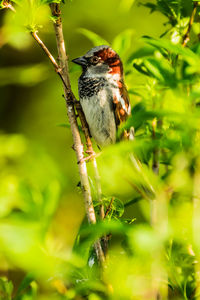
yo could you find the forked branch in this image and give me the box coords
[50,4,105,221]
[49,2,105,262]
[31,5,105,265]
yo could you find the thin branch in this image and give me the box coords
[31,29,105,262]
[182,1,199,47]
[49,3,105,222]
[75,102,105,220]
[101,197,115,254]
[92,158,105,219]
[152,118,159,175]
[31,24,104,223]
[31,32,59,70]
[31,8,105,265]
[4,0,105,262]
[104,197,115,218]
[3,0,16,12]
[124,176,150,201]
[47,3,105,265]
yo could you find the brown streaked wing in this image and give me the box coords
[113,80,130,126]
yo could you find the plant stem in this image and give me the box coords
[4,0,105,263]
[49,3,105,222]
[182,1,199,47]
[75,103,104,220]
[32,5,105,265]
[31,32,59,70]
[3,0,16,12]
[104,197,114,218]
[192,158,200,299]
[152,118,159,175]
[49,2,105,265]
[151,118,168,299]
[49,3,106,262]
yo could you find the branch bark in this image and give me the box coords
[182,1,199,47]
[49,3,105,264]
[49,3,105,221]
[3,0,16,12]
[9,0,105,225]
[32,4,105,265]
[104,197,114,218]
[152,118,159,176]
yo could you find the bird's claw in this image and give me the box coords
[77,152,96,164]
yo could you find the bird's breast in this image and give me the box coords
[79,80,117,146]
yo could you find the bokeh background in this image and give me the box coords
[0,0,170,296]
[0,0,166,247]
[1,1,200,299]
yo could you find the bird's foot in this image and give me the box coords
[77,151,99,164]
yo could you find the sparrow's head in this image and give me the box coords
[72,45,123,78]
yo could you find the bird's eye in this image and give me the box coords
[90,56,99,64]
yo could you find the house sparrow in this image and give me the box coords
[72,45,131,146]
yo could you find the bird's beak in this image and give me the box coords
[72,56,87,66]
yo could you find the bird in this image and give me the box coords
[72,45,131,146]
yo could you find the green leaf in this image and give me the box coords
[112,29,134,57]
[42,180,60,226]
[0,220,59,278]
[77,28,109,47]
[79,220,129,240]
[74,220,129,260]
[14,274,34,300]
[141,2,157,13]
[0,277,13,300]
[142,0,194,24]
[143,37,199,66]
[97,141,157,198]
[112,198,124,217]
[40,0,62,4]
[103,197,125,218]
[127,45,156,63]
[119,0,135,12]
[133,56,176,86]
[124,197,142,207]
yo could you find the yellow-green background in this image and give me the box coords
[0,0,166,256]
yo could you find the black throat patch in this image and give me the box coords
[79,76,107,98]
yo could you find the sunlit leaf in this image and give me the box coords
[112,29,134,57]
[77,28,109,47]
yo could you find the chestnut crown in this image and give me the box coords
[72,45,123,77]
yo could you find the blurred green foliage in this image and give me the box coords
[1,0,200,299]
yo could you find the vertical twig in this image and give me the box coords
[75,104,104,220]
[151,116,159,296]
[31,32,59,70]
[192,158,200,299]
[50,3,105,222]
[152,118,159,176]
[49,3,105,265]
[182,1,199,47]
[6,0,105,252]
[31,4,105,265]
[93,159,105,219]
[151,117,168,299]
[104,197,114,218]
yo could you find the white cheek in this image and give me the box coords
[106,72,120,82]
[86,68,95,77]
